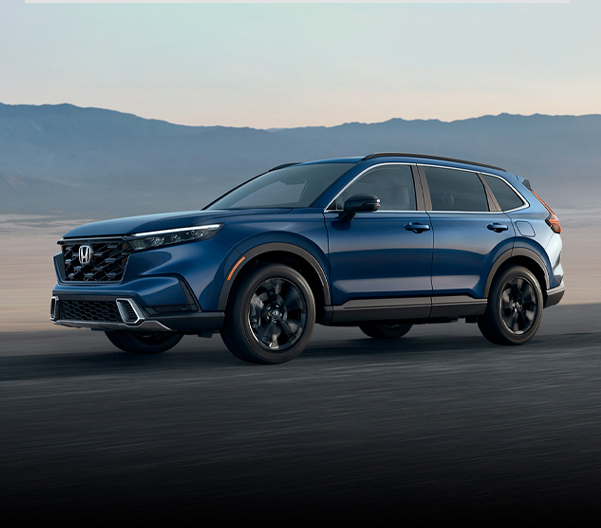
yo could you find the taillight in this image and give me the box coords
[531,190,561,234]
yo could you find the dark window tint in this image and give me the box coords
[206,163,355,210]
[425,166,489,212]
[333,164,416,211]
[483,175,525,211]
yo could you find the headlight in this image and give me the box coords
[129,224,223,251]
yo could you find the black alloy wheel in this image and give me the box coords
[248,277,307,351]
[478,265,543,345]
[221,264,315,364]
[500,277,538,335]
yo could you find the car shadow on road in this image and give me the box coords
[1,329,595,383]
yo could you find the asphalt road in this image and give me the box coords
[1,303,600,520]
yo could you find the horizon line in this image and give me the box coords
[1,101,600,130]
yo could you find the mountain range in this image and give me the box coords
[1,103,598,217]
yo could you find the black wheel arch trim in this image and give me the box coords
[484,247,550,298]
[217,242,331,311]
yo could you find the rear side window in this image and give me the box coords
[482,175,525,211]
[424,166,489,212]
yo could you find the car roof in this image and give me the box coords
[281,153,507,176]
[269,154,523,188]
[361,153,506,172]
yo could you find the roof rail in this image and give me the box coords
[268,162,301,172]
[362,153,506,172]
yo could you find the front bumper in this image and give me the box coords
[50,294,224,334]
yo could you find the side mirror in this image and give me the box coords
[339,194,380,222]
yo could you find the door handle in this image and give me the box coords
[405,222,431,233]
[487,223,509,233]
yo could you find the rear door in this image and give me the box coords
[420,165,515,301]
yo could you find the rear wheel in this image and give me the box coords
[105,331,183,354]
[478,265,543,346]
[221,264,315,364]
[359,322,412,340]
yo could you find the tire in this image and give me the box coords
[105,331,183,354]
[478,265,543,346]
[359,322,412,340]
[221,264,316,364]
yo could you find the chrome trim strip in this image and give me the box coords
[324,162,416,212]
[431,296,487,306]
[546,281,565,296]
[339,297,431,311]
[478,171,530,213]
[323,161,530,215]
[58,236,126,243]
[544,280,565,308]
[132,224,222,238]
[53,319,172,332]
[418,163,530,213]
[116,298,145,325]
[337,296,486,311]
[50,296,59,321]
[324,210,429,215]
[57,280,122,285]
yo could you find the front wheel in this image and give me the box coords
[221,264,316,364]
[105,331,183,354]
[478,265,543,346]
[359,322,412,340]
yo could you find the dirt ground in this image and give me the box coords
[0,210,598,332]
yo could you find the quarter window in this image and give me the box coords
[424,166,489,212]
[482,175,525,211]
[332,165,417,211]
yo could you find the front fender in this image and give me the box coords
[217,240,331,311]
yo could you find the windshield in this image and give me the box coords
[205,163,356,210]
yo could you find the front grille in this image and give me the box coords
[59,300,122,323]
[61,238,133,282]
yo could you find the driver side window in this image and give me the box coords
[333,164,417,211]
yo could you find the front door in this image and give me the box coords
[325,163,433,307]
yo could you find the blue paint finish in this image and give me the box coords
[325,211,433,304]
[216,208,331,283]
[54,237,236,311]
[53,276,188,307]
[545,233,564,287]
[52,154,564,328]
[429,212,516,298]
[512,236,557,289]
[505,193,559,288]
[515,221,536,237]
[63,209,290,238]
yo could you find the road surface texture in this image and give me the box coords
[1,303,600,520]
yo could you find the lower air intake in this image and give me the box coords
[59,300,121,323]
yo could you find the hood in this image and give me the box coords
[62,209,291,238]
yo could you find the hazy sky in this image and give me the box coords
[1,1,599,127]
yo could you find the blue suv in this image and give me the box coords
[50,154,564,364]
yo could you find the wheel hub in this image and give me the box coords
[267,303,284,321]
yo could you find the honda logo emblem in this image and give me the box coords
[79,245,94,265]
